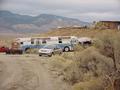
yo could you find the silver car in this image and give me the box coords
[38,45,63,57]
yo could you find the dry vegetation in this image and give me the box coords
[44,29,120,90]
[1,28,120,90]
[40,28,119,37]
[0,33,30,46]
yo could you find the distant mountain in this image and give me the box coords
[0,10,89,34]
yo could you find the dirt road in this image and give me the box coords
[0,54,70,90]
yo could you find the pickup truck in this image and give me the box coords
[5,42,23,55]
[0,46,9,53]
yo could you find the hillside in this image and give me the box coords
[0,11,89,34]
[41,27,119,38]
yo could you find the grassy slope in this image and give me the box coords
[40,28,120,90]
[0,33,28,46]
[40,28,119,38]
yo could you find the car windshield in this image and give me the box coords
[43,45,56,49]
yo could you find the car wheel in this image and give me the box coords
[48,55,52,57]
[48,53,53,57]
[25,48,31,53]
[64,47,70,52]
[39,54,42,56]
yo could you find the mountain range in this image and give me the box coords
[0,10,89,34]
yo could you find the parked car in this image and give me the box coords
[0,46,9,53]
[78,37,92,46]
[38,44,63,57]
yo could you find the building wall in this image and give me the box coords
[95,21,120,30]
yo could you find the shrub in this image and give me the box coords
[48,31,120,89]
[62,52,75,60]
[61,47,113,84]
[73,44,85,52]
[63,61,84,84]
[94,33,120,71]
[48,56,73,76]
[25,48,39,54]
[72,78,105,90]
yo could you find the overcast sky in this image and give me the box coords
[0,0,120,22]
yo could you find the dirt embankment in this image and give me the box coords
[0,54,70,90]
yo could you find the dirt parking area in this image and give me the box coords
[0,53,70,90]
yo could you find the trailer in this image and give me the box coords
[12,36,78,52]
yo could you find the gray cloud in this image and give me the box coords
[0,0,4,8]
[0,0,120,21]
[0,0,4,3]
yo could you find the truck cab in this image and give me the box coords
[6,42,23,54]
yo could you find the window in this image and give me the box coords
[59,38,62,43]
[20,42,23,45]
[42,40,47,44]
[31,41,34,44]
[31,39,34,44]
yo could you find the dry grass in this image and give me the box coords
[1,28,120,89]
[0,33,27,46]
[25,48,39,54]
[72,78,105,90]
[40,28,119,38]
[45,29,120,90]
[48,47,113,86]
[48,56,73,73]
[65,47,113,83]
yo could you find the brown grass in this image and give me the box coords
[40,28,119,38]
[72,78,105,90]
[45,29,120,90]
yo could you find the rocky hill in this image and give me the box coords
[0,10,89,34]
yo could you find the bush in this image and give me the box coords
[72,78,105,90]
[63,61,84,84]
[62,47,113,84]
[25,48,39,54]
[94,33,120,71]
[73,44,85,52]
[48,47,114,86]
[46,31,120,89]
[61,45,84,60]
[48,56,73,76]
[62,52,75,60]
